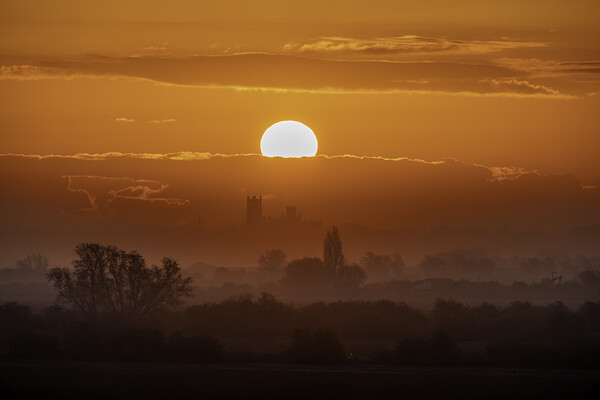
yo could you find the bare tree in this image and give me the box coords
[47,243,192,324]
[258,249,287,272]
[16,253,49,272]
[323,226,345,275]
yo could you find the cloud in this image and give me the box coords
[477,79,561,96]
[494,58,600,77]
[2,45,581,98]
[63,175,189,213]
[0,151,256,161]
[21,53,569,98]
[0,65,50,80]
[115,117,135,122]
[0,151,459,166]
[2,151,598,232]
[149,118,177,123]
[142,42,169,51]
[0,152,548,182]
[63,175,98,212]
[482,166,537,182]
[1,32,595,98]
[109,183,189,206]
[315,153,445,165]
[282,36,546,57]
[0,64,101,81]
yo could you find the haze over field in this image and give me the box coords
[1,153,599,268]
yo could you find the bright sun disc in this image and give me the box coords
[260,121,318,158]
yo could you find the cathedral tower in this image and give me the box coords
[246,195,263,226]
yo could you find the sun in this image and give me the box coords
[260,121,318,158]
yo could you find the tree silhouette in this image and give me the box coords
[257,249,287,272]
[336,263,367,289]
[579,269,600,287]
[47,243,192,324]
[420,249,495,278]
[360,251,404,281]
[323,226,344,276]
[16,253,49,272]
[282,257,328,287]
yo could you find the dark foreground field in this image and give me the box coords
[1,361,599,400]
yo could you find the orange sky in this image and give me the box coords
[1,1,599,182]
[0,1,599,266]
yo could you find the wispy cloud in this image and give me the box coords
[2,152,549,184]
[109,183,188,206]
[2,151,445,164]
[318,154,540,182]
[477,79,561,96]
[18,53,569,99]
[63,175,189,213]
[0,151,258,161]
[63,175,99,212]
[315,153,445,165]
[149,118,177,123]
[282,36,546,57]
[481,166,538,182]
[115,117,178,124]
[3,152,596,232]
[1,31,596,98]
[494,58,600,77]
[217,84,574,99]
[1,44,583,99]
[142,42,169,51]
[0,65,104,81]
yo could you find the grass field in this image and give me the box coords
[1,361,599,399]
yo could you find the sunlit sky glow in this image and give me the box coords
[0,1,598,183]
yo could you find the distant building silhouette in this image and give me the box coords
[246,195,263,226]
[245,195,321,232]
[285,206,300,222]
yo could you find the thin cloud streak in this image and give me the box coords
[0,65,112,81]
[477,79,561,96]
[494,58,600,77]
[315,153,445,165]
[2,152,553,183]
[477,166,539,182]
[283,36,546,57]
[64,175,98,212]
[63,175,190,213]
[0,52,575,99]
[0,65,573,98]
[149,118,177,123]
[205,83,575,99]
[1,151,259,161]
[1,151,453,165]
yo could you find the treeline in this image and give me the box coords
[2,241,599,369]
[2,296,600,368]
[200,247,600,287]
